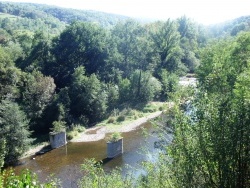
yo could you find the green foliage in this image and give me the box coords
[51,21,108,88]
[159,70,179,100]
[74,125,86,133]
[70,66,107,124]
[0,1,128,29]
[79,158,175,188]
[79,159,133,188]
[22,71,56,121]
[150,19,183,74]
[118,78,131,103]
[106,84,119,111]
[208,16,250,38]
[107,117,116,124]
[109,20,158,80]
[177,16,200,73]
[166,31,250,188]
[51,121,66,133]
[107,132,122,142]
[1,4,249,186]
[0,139,5,168]
[116,115,126,122]
[0,100,31,165]
[0,169,60,187]
[0,47,22,100]
[67,124,85,140]
[67,130,79,140]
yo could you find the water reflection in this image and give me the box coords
[12,122,159,187]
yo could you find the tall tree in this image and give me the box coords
[22,71,56,127]
[51,21,108,88]
[167,31,250,188]
[0,47,22,100]
[0,100,31,165]
[177,16,200,72]
[150,19,183,75]
[108,20,157,79]
[69,66,107,125]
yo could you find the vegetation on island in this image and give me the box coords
[0,1,249,187]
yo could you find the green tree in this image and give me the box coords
[159,69,179,100]
[51,21,108,88]
[118,78,131,104]
[166,31,250,188]
[70,66,107,125]
[150,19,183,75]
[0,100,31,165]
[129,70,161,103]
[177,16,200,73]
[18,32,53,72]
[22,71,56,128]
[0,46,22,100]
[108,20,157,80]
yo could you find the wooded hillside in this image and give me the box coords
[0,2,249,178]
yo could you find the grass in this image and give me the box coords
[67,125,86,140]
[97,102,168,128]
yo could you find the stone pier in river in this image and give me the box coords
[49,131,67,149]
[107,138,123,158]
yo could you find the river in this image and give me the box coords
[10,77,195,187]
[11,122,163,187]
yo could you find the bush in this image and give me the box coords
[79,159,133,187]
[0,169,60,187]
[51,121,66,133]
[107,132,122,142]
[67,130,78,140]
[75,125,86,133]
[107,117,116,124]
[116,115,125,122]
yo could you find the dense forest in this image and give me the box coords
[0,2,249,187]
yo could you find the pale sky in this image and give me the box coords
[2,0,250,25]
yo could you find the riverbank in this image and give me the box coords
[22,102,172,157]
[21,111,162,157]
[70,110,163,142]
[21,143,50,159]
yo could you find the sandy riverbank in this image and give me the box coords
[22,110,164,158]
[23,102,173,157]
[70,110,163,142]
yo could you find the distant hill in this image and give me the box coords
[0,2,130,28]
[0,1,249,39]
[208,16,250,37]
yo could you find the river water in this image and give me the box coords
[11,122,161,187]
[11,78,195,187]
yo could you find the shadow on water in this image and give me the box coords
[35,145,53,156]
[96,157,114,166]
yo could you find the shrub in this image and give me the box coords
[67,130,78,140]
[116,115,125,122]
[51,121,66,133]
[0,169,60,187]
[107,117,116,124]
[107,132,122,142]
[75,125,85,133]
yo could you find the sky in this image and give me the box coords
[2,0,250,25]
